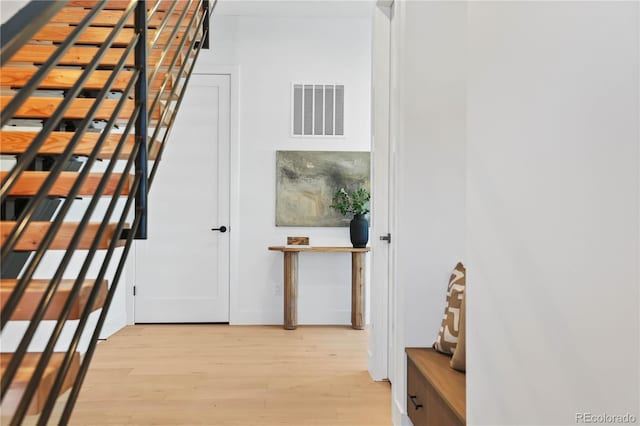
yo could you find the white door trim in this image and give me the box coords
[386,2,411,424]
[369,3,393,382]
[126,66,239,324]
[194,65,241,325]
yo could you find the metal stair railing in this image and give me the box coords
[0,1,213,424]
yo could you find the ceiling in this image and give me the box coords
[214,0,375,18]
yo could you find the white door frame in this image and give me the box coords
[204,66,240,325]
[126,66,239,324]
[369,1,393,381]
[386,2,411,423]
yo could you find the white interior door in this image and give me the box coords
[369,3,392,382]
[134,74,230,323]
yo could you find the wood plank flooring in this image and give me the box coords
[26,325,391,425]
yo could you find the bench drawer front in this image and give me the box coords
[407,358,429,425]
[407,358,464,426]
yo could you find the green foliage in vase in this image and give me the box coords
[330,188,371,216]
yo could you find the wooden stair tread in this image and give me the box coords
[0,221,126,251]
[0,279,107,321]
[0,96,162,120]
[0,352,80,416]
[9,45,182,67]
[67,0,195,12]
[51,8,196,28]
[33,25,184,48]
[0,68,170,92]
[0,0,202,419]
[0,131,160,160]
[0,171,131,197]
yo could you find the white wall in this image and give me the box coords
[194,14,372,324]
[0,0,28,25]
[466,2,639,425]
[385,1,639,425]
[388,2,467,424]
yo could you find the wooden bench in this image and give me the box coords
[406,348,466,426]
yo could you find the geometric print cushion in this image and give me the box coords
[450,290,467,371]
[433,262,466,355]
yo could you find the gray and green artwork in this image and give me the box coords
[276,151,370,227]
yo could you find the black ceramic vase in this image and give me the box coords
[350,213,369,248]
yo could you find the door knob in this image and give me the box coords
[211,226,227,233]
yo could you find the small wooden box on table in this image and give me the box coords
[268,246,370,330]
[405,348,466,426]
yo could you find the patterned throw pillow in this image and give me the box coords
[433,262,466,355]
[450,291,466,371]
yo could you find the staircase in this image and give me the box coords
[0,0,211,423]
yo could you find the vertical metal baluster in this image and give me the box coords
[135,0,148,239]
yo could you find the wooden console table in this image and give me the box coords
[268,246,370,330]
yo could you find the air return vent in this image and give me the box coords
[292,84,344,137]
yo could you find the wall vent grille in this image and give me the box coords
[292,84,344,137]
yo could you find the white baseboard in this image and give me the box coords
[230,309,352,325]
[368,348,389,381]
[393,397,413,426]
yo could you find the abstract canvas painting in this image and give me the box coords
[276,151,371,227]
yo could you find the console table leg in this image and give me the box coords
[352,252,365,330]
[284,251,298,330]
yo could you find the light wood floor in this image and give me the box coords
[44,325,391,425]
